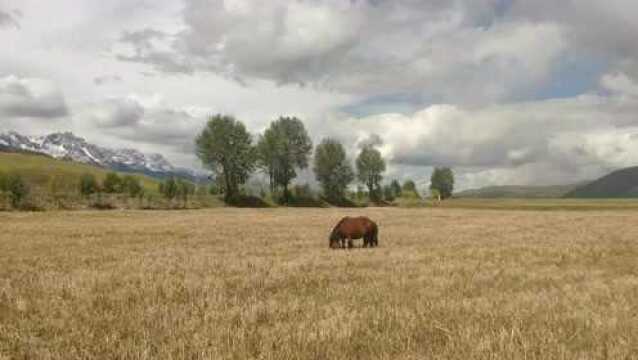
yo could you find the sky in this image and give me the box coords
[2,0,638,191]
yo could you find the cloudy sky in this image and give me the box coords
[2,0,638,190]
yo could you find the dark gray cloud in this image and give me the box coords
[0,75,69,118]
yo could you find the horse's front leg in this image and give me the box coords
[347,238,353,249]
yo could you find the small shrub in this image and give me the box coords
[226,194,270,208]
[0,171,7,192]
[176,179,195,204]
[6,173,29,208]
[79,173,99,196]
[209,183,220,195]
[383,185,396,202]
[89,193,116,210]
[122,175,143,197]
[159,177,178,199]
[103,172,123,193]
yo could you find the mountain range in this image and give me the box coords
[0,131,209,182]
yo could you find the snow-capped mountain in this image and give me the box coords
[0,131,209,182]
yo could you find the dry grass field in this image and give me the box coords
[1,207,638,359]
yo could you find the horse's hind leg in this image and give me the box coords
[347,238,354,249]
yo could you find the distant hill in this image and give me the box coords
[455,183,584,199]
[564,166,638,198]
[0,131,209,182]
[0,152,159,193]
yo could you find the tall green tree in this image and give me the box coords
[256,130,278,193]
[196,115,257,202]
[313,138,354,202]
[430,167,455,200]
[356,145,386,202]
[257,116,312,203]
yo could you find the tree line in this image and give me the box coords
[195,114,455,204]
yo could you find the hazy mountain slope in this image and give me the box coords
[455,184,584,199]
[564,166,638,198]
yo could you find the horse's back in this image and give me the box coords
[339,216,376,238]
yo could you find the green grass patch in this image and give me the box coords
[0,152,159,193]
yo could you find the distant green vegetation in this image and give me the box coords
[0,152,158,192]
[0,152,223,211]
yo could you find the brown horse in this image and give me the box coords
[329,216,378,249]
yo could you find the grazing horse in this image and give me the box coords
[329,216,378,249]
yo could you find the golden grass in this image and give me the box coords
[1,208,638,359]
[435,198,638,211]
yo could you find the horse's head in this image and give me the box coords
[329,228,341,248]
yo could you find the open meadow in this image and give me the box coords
[1,207,638,359]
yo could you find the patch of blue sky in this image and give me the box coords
[339,93,436,117]
[530,56,609,101]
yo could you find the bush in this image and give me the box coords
[103,172,122,193]
[89,193,116,210]
[176,179,195,202]
[6,173,29,208]
[293,184,314,198]
[159,177,178,199]
[122,175,143,197]
[226,194,271,208]
[79,173,99,196]
[0,171,7,192]
[208,183,220,195]
[383,185,396,202]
